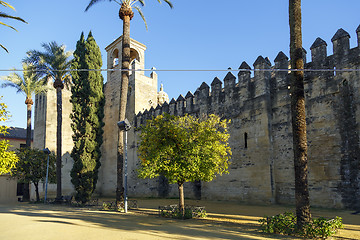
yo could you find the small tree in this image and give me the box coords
[14,148,56,202]
[0,98,18,175]
[138,114,232,217]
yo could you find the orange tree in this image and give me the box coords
[138,114,231,217]
[14,148,56,202]
[0,98,18,175]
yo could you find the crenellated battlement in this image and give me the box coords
[34,24,360,208]
[135,25,360,129]
[112,25,360,208]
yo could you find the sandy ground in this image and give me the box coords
[0,198,359,240]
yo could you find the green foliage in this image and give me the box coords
[13,148,56,201]
[24,41,72,88]
[101,201,124,212]
[138,113,232,184]
[259,212,344,239]
[138,113,231,217]
[304,216,344,239]
[161,207,193,219]
[1,63,48,147]
[258,212,296,235]
[159,205,207,219]
[85,0,173,30]
[70,32,105,204]
[1,63,48,98]
[102,202,113,211]
[0,99,19,175]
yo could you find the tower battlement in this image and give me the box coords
[135,25,360,130]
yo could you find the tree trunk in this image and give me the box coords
[25,101,32,147]
[22,184,30,202]
[289,0,311,228]
[22,101,33,201]
[178,182,185,218]
[54,80,64,201]
[34,182,40,202]
[116,6,132,207]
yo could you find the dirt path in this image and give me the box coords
[0,199,359,240]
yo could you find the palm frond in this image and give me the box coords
[155,0,173,8]
[0,43,8,52]
[25,41,72,88]
[134,5,147,30]
[1,72,23,93]
[85,0,113,11]
[0,1,27,52]
[0,1,15,11]
[1,81,20,90]
[0,20,17,31]
[162,0,173,8]
[131,0,145,7]
[0,12,27,23]
[1,62,48,97]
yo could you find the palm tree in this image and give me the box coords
[1,63,48,147]
[0,1,27,52]
[1,63,48,201]
[289,0,311,228]
[85,0,173,207]
[24,42,72,201]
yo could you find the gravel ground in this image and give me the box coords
[0,198,359,240]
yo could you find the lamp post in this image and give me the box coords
[43,148,51,204]
[117,118,131,213]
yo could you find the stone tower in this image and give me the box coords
[98,37,159,196]
[32,36,162,199]
[33,80,74,197]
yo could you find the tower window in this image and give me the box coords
[244,132,248,149]
[112,49,119,68]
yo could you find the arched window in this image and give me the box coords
[130,48,140,62]
[112,49,119,67]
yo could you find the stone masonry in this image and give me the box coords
[33,25,360,209]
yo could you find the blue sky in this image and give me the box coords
[1,0,360,128]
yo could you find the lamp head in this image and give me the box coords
[43,148,51,154]
[117,118,131,131]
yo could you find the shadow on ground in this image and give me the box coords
[0,199,358,240]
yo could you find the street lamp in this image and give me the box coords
[43,148,51,204]
[117,118,131,213]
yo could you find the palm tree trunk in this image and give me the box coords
[22,100,33,201]
[289,0,311,228]
[178,182,185,218]
[116,6,132,207]
[25,100,32,147]
[54,80,63,201]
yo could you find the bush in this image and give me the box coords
[159,205,207,219]
[258,212,296,235]
[304,216,343,239]
[259,212,343,239]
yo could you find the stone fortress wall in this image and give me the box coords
[128,25,360,209]
[33,25,360,209]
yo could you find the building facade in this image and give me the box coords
[33,26,360,209]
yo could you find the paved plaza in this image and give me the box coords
[1,199,359,240]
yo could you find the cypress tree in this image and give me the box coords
[70,31,105,204]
